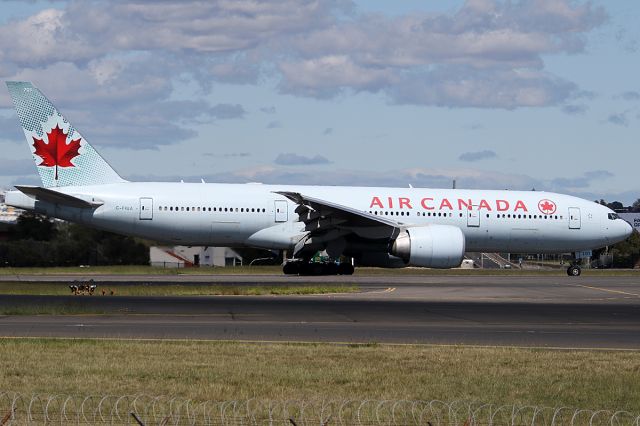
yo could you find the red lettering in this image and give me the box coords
[514,200,528,212]
[496,200,510,211]
[440,198,453,210]
[370,196,384,209]
[478,199,492,211]
[458,199,472,210]
[421,197,435,210]
[388,197,394,209]
[399,197,412,209]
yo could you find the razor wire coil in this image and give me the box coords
[1,391,639,425]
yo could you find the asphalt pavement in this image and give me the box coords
[1,274,639,348]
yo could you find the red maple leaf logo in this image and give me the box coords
[538,199,557,215]
[32,124,81,180]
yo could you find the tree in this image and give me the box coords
[631,199,640,213]
[11,212,56,241]
[607,201,624,211]
[1,219,149,267]
[610,230,640,268]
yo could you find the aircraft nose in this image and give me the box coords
[622,220,633,239]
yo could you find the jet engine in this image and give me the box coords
[390,225,465,268]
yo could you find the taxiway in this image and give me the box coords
[0,274,638,348]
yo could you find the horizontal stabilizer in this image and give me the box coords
[15,185,103,209]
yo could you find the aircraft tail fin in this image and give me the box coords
[6,81,126,188]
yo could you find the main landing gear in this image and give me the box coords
[566,253,582,276]
[283,260,355,276]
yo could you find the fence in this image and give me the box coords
[1,392,639,425]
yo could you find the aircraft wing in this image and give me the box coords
[15,185,103,209]
[275,191,402,257]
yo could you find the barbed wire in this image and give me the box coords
[1,392,639,425]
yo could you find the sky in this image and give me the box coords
[0,0,638,203]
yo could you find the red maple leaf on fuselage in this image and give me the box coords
[540,201,554,213]
[32,124,81,180]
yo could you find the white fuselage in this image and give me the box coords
[6,182,632,254]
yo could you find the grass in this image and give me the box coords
[0,264,638,276]
[0,265,283,275]
[0,282,359,297]
[0,305,107,315]
[0,339,638,411]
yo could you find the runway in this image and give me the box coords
[1,274,639,348]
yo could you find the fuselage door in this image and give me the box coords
[568,207,581,229]
[467,210,480,227]
[139,197,153,220]
[274,200,288,223]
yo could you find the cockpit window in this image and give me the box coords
[608,213,619,220]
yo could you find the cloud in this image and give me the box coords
[208,104,245,120]
[584,170,614,179]
[203,152,250,158]
[459,150,497,162]
[0,115,25,143]
[266,120,282,129]
[607,112,629,127]
[464,123,484,130]
[260,106,276,114]
[0,58,247,149]
[0,0,607,115]
[277,0,605,107]
[620,91,640,101]
[322,127,333,135]
[127,165,540,192]
[551,170,613,190]
[562,104,588,115]
[274,153,331,166]
[0,158,34,176]
[387,67,578,109]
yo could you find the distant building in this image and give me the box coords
[150,246,243,268]
[619,213,640,233]
[0,191,22,236]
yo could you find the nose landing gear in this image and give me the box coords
[566,252,582,276]
[567,265,581,276]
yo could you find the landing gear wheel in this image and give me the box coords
[337,263,354,275]
[567,265,581,276]
[300,262,338,276]
[283,261,301,275]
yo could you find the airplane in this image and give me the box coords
[3,81,633,276]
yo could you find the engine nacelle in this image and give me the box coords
[390,225,465,268]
